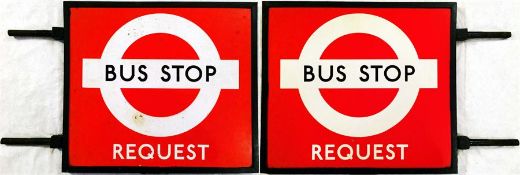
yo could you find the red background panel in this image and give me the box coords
[68,8,252,167]
[267,8,452,168]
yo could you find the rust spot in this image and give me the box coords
[133,113,144,125]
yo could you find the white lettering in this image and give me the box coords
[373,144,383,160]
[157,144,171,160]
[386,144,395,160]
[311,143,408,161]
[113,144,123,160]
[312,144,322,160]
[337,144,353,160]
[113,143,209,160]
[198,144,209,160]
[325,144,335,160]
[138,144,154,160]
[127,144,136,160]
[397,144,408,160]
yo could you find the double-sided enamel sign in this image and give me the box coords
[63,2,257,173]
[262,2,457,174]
[3,1,519,174]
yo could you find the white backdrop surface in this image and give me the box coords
[0,0,519,174]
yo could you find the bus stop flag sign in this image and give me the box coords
[64,2,257,173]
[262,2,456,174]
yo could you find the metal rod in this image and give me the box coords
[457,28,512,41]
[1,135,63,149]
[1,138,50,146]
[466,31,512,39]
[8,30,53,37]
[470,139,519,147]
[458,136,519,150]
[7,27,64,41]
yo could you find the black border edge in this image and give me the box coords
[450,2,459,174]
[62,0,71,173]
[62,1,259,173]
[260,1,270,174]
[260,1,458,174]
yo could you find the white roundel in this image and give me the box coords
[289,13,433,137]
[83,14,235,137]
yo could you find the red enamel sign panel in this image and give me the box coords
[64,2,257,173]
[261,2,457,174]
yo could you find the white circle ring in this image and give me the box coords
[298,13,420,137]
[99,14,221,137]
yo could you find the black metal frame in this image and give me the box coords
[63,1,258,173]
[260,1,458,174]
